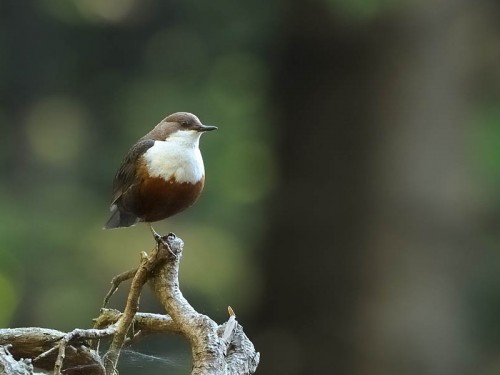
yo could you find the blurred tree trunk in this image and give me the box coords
[253,0,482,374]
[253,1,376,374]
[359,1,481,374]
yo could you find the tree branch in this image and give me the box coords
[149,235,260,375]
[0,234,259,375]
[102,247,167,374]
[94,309,181,335]
[0,345,37,375]
[0,328,105,375]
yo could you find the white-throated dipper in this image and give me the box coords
[104,112,217,235]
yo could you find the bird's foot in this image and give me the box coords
[148,224,178,258]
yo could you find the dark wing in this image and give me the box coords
[110,139,155,206]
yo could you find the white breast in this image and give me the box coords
[142,130,205,183]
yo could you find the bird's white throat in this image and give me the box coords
[143,130,205,183]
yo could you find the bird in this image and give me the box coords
[103,112,217,238]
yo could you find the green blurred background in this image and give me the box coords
[2,0,500,374]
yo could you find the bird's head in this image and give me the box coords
[147,112,217,145]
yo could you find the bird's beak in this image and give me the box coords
[198,124,218,132]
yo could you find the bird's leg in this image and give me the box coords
[148,223,177,258]
[148,223,162,242]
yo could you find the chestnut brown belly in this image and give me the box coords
[127,176,204,222]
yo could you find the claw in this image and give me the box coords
[148,223,162,242]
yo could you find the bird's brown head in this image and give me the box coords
[146,112,217,141]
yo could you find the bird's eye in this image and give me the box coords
[181,121,189,127]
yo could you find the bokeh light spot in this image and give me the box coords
[25,96,89,168]
[179,224,262,312]
[34,284,96,330]
[75,0,137,23]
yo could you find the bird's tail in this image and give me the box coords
[103,206,139,229]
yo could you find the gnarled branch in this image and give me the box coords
[0,234,259,375]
